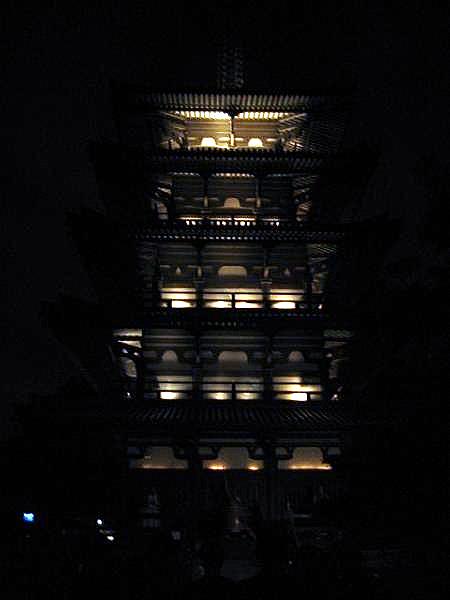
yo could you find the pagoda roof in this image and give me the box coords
[112,83,351,114]
[94,144,373,177]
[135,223,353,244]
[123,402,356,435]
[141,307,353,331]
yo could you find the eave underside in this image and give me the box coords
[113,86,351,113]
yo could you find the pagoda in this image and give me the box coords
[56,49,377,532]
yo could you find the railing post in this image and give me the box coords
[202,174,209,208]
[264,335,273,402]
[193,333,201,401]
[255,175,262,209]
[195,281,203,309]
[305,264,313,312]
[135,355,144,402]
[168,192,176,225]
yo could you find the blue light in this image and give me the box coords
[23,512,35,523]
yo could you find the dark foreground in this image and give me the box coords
[2,521,446,599]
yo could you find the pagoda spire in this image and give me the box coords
[217,33,244,91]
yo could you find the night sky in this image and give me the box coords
[1,2,449,437]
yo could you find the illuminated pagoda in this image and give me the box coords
[58,52,376,531]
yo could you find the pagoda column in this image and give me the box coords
[263,442,279,519]
[186,443,203,536]
[135,354,145,402]
[263,334,273,402]
[255,174,264,209]
[192,331,202,402]
[167,191,176,225]
[194,242,204,308]
[305,263,313,311]
[261,243,272,309]
[202,173,210,209]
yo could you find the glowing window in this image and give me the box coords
[204,447,262,470]
[248,137,263,148]
[273,376,322,401]
[278,447,331,470]
[218,350,248,364]
[162,350,178,363]
[223,197,241,208]
[201,377,263,401]
[201,137,217,147]
[218,265,247,277]
[288,351,305,363]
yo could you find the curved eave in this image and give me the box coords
[135,224,352,244]
[136,147,358,175]
[138,308,353,331]
[92,143,375,177]
[112,84,352,113]
[123,402,357,436]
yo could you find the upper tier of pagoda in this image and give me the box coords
[111,82,351,154]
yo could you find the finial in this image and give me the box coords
[217,35,244,91]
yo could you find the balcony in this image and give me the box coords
[157,289,323,312]
[142,376,324,403]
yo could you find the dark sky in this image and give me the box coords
[1,2,449,436]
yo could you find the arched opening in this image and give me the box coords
[201,137,217,147]
[204,447,262,470]
[218,350,248,364]
[218,265,247,277]
[162,350,178,363]
[278,447,331,470]
[288,350,305,363]
[248,137,263,148]
[223,197,241,208]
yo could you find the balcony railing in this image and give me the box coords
[143,379,323,403]
[177,216,284,228]
[159,290,323,311]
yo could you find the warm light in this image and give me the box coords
[173,110,290,120]
[272,301,296,309]
[175,110,229,120]
[248,137,263,148]
[238,111,289,120]
[209,300,230,308]
[160,391,177,400]
[201,137,217,147]
[171,300,193,308]
[290,392,308,402]
[206,463,261,471]
[214,392,228,400]
[289,464,332,470]
[235,301,260,308]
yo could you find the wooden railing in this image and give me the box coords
[144,379,322,402]
[159,290,323,311]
